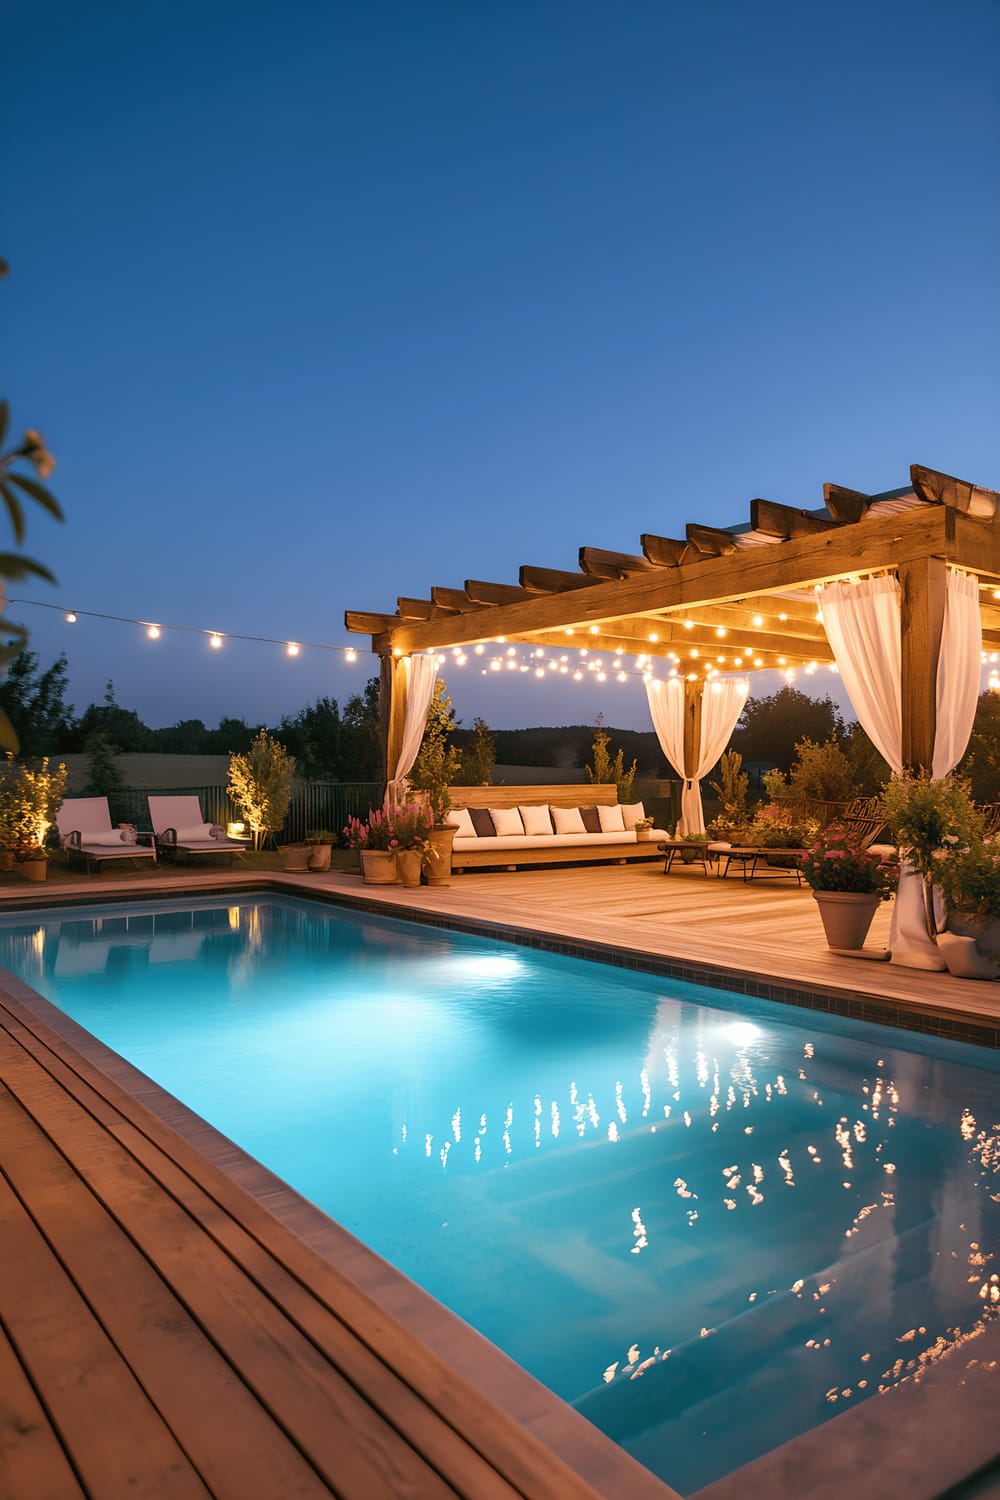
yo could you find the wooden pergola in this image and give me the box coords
[346,465,1000,781]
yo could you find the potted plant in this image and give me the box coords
[15,842,49,882]
[343,808,401,884]
[385,803,434,888]
[932,838,1000,977]
[634,816,655,842]
[879,772,984,954]
[304,828,336,872]
[798,824,897,952]
[0,754,67,874]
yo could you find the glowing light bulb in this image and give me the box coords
[286,642,300,656]
[345,647,357,663]
[752,614,763,627]
[573,670,582,680]
[617,671,627,682]
[474,643,485,654]
[65,610,78,624]
[589,624,600,635]
[715,626,726,638]
[210,633,223,649]
[146,624,160,640]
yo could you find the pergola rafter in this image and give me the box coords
[347,465,1000,780]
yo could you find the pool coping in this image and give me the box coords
[3,878,1000,1498]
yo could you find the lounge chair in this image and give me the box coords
[56,797,158,875]
[148,796,247,862]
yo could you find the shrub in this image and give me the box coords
[227,730,295,849]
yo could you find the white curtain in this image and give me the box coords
[820,575,902,770]
[645,676,748,834]
[933,568,982,779]
[819,569,982,970]
[385,654,438,804]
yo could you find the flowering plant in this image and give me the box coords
[342,803,434,852]
[879,772,983,881]
[343,808,395,851]
[385,802,434,850]
[798,824,897,898]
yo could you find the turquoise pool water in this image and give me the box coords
[1,894,998,1494]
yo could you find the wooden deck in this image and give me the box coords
[1,858,999,1499]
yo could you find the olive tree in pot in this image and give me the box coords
[227,730,295,854]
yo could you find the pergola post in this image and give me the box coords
[899,557,947,773]
[682,677,703,782]
[378,651,408,786]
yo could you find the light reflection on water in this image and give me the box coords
[1,894,998,1497]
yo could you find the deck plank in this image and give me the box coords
[0,1036,461,1500]
[0,1125,211,1500]
[0,1325,86,1500]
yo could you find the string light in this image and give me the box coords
[146,625,160,640]
[65,610,77,623]
[286,642,300,657]
[209,633,223,650]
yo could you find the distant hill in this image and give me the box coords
[456,724,668,775]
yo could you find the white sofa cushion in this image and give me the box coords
[446,807,476,838]
[518,804,553,835]
[452,828,670,853]
[490,807,524,836]
[551,805,586,834]
[597,803,626,833]
[620,802,646,829]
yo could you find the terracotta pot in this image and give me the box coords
[937,931,1000,980]
[280,845,311,872]
[422,825,457,887]
[19,860,48,883]
[395,848,423,888]
[307,843,332,872]
[813,890,880,951]
[360,850,401,885]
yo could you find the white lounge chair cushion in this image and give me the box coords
[518,804,553,835]
[172,824,217,841]
[597,803,626,833]
[551,805,586,834]
[489,807,524,836]
[78,830,134,847]
[620,802,646,829]
[446,808,476,837]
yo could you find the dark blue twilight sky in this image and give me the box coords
[3,0,998,732]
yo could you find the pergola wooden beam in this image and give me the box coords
[579,546,662,579]
[519,565,603,594]
[641,534,692,567]
[430,587,487,613]
[374,505,957,656]
[396,597,436,620]
[911,464,1000,518]
[464,579,533,605]
[686,523,738,555]
[750,498,836,538]
[824,483,872,524]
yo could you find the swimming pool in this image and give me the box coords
[1,893,998,1495]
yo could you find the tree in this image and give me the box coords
[732,687,845,770]
[459,717,495,786]
[409,679,463,823]
[277,696,344,780]
[73,681,154,752]
[227,729,295,849]
[585,714,637,801]
[340,677,380,781]
[0,649,75,755]
[958,691,1000,805]
[767,736,856,806]
[81,729,131,823]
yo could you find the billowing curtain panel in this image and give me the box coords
[819,575,902,772]
[820,570,982,971]
[645,676,748,834]
[385,654,438,804]
[933,568,982,779]
[644,677,686,776]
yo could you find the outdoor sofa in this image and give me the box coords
[446,784,669,871]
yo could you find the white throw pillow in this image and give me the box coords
[551,805,586,834]
[518,804,553,836]
[446,807,476,838]
[620,802,646,830]
[597,803,626,833]
[490,807,525,836]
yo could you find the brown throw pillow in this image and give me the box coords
[579,806,602,833]
[469,807,497,837]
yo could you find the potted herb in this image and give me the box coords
[798,824,897,951]
[343,808,401,884]
[15,843,50,882]
[304,828,336,873]
[634,815,655,841]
